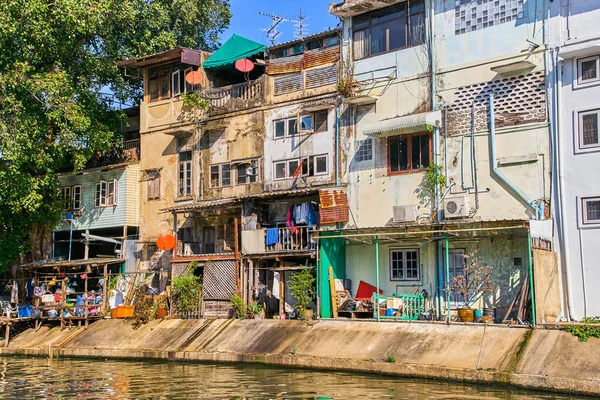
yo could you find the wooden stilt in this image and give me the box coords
[4,325,9,347]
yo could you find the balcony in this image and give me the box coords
[206,78,264,115]
[242,226,317,255]
[174,241,234,260]
[122,139,140,160]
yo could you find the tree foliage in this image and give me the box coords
[0,0,230,270]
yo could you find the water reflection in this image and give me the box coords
[0,357,578,399]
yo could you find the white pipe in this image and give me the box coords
[554,50,577,320]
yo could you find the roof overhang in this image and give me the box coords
[363,111,441,137]
[118,47,204,68]
[490,60,536,75]
[559,41,600,59]
[330,0,404,17]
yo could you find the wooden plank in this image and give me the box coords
[329,266,338,318]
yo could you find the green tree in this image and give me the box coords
[0,0,231,271]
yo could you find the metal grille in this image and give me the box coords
[203,260,236,300]
[446,71,546,136]
[454,0,524,35]
[306,65,337,89]
[172,263,192,278]
[274,73,303,96]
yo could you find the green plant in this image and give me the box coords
[288,268,316,320]
[566,317,600,342]
[246,301,263,318]
[171,271,202,316]
[414,163,447,211]
[450,250,497,308]
[290,344,297,356]
[384,353,396,363]
[230,294,246,319]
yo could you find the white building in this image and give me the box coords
[548,0,600,320]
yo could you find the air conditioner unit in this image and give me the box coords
[393,205,418,223]
[444,197,470,219]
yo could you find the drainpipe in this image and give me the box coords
[445,233,450,323]
[527,230,537,326]
[335,107,340,186]
[488,94,542,219]
[552,50,576,320]
[375,235,380,322]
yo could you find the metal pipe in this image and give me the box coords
[375,235,380,322]
[488,94,542,218]
[552,50,576,320]
[445,233,450,323]
[434,180,456,212]
[335,107,340,186]
[527,230,536,326]
[461,103,476,191]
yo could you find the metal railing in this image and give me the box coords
[264,226,316,253]
[375,293,425,321]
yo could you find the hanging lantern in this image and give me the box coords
[156,234,176,251]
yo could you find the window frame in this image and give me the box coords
[578,109,600,150]
[389,248,421,281]
[355,138,374,162]
[71,185,81,210]
[171,69,181,96]
[273,117,301,138]
[184,67,193,93]
[313,154,329,176]
[61,186,72,211]
[352,1,426,60]
[178,151,193,197]
[147,171,161,200]
[387,131,432,175]
[581,197,600,225]
[273,155,329,180]
[577,55,600,85]
[94,180,117,208]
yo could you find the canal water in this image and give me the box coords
[0,357,581,399]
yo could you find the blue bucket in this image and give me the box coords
[386,308,398,316]
[18,305,32,318]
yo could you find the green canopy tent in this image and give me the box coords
[203,34,266,69]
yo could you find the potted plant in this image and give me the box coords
[288,268,316,320]
[155,297,168,318]
[450,251,497,322]
[247,301,263,319]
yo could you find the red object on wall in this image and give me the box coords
[235,58,254,73]
[156,235,176,251]
[185,70,203,85]
[355,281,383,300]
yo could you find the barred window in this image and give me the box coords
[355,138,373,162]
[390,249,420,281]
[578,110,600,149]
[582,198,600,225]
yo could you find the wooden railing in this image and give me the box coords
[209,78,263,109]
[264,226,316,253]
[122,139,140,159]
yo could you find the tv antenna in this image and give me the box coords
[294,8,309,40]
[259,9,309,45]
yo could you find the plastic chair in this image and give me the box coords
[1,301,18,318]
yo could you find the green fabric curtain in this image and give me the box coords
[203,34,266,69]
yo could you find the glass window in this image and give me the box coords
[314,155,328,175]
[221,164,231,186]
[178,151,192,196]
[274,162,286,180]
[72,186,81,210]
[288,159,300,177]
[583,198,600,224]
[149,74,159,101]
[210,165,220,187]
[300,115,313,132]
[324,36,339,47]
[390,249,420,281]
[147,171,161,200]
[288,119,297,136]
[389,133,431,174]
[580,110,600,148]
[578,56,599,84]
[370,24,387,55]
[172,70,181,96]
[274,120,285,138]
[355,138,373,162]
[237,164,247,185]
[160,73,169,99]
[314,111,328,132]
[61,186,72,210]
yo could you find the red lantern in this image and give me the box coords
[156,234,176,251]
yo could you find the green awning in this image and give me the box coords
[203,34,266,69]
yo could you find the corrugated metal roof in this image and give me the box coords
[363,111,442,136]
[22,257,122,270]
[267,29,340,51]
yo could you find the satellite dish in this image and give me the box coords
[156,234,176,251]
[235,59,254,73]
[185,70,203,85]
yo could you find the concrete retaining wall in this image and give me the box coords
[1,319,599,396]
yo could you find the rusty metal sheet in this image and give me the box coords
[267,54,303,75]
[306,65,337,89]
[319,189,349,223]
[304,46,340,69]
[181,49,201,66]
[274,73,303,96]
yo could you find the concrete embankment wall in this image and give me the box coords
[1,319,599,396]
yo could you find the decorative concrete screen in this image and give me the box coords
[445,71,546,136]
[454,0,524,35]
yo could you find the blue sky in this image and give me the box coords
[221,0,340,45]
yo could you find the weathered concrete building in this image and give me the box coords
[322,0,555,322]
[547,0,600,320]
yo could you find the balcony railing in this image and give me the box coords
[207,78,263,113]
[265,226,316,253]
[122,139,140,159]
[175,241,234,258]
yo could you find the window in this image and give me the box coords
[288,118,297,136]
[72,185,81,210]
[577,56,600,85]
[210,162,252,187]
[184,67,193,93]
[300,115,313,132]
[582,197,600,225]
[314,110,328,132]
[178,151,192,197]
[579,109,600,149]
[390,249,420,281]
[388,132,431,174]
[94,180,117,207]
[236,161,258,185]
[147,170,161,200]
[273,155,328,180]
[273,117,299,138]
[445,249,465,303]
[274,120,286,138]
[314,155,328,175]
[355,138,373,162]
[61,186,72,210]
[352,1,425,60]
[172,70,181,96]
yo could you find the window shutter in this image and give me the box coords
[95,183,101,207]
